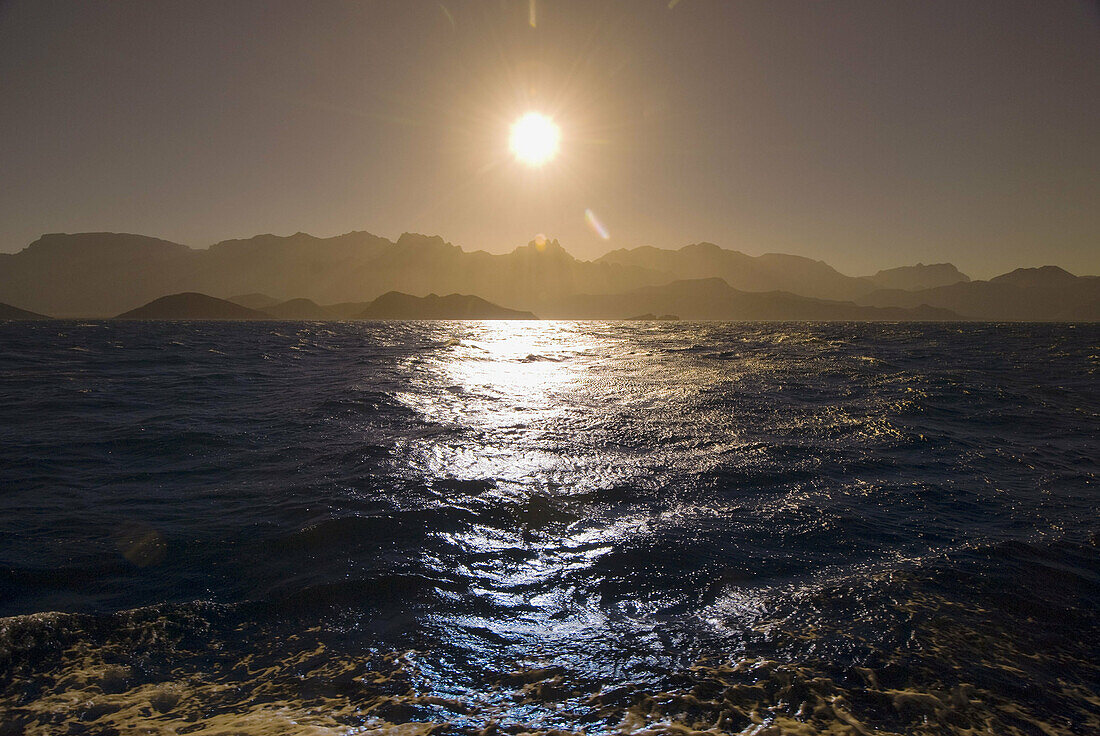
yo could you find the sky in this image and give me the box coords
[0,0,1097,278]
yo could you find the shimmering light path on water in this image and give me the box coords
[1,321,1097,734]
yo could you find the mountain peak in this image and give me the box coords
[680,242,724,253]
[990,265,1077,287]
[514,237,570,258]
[396,232,448,248]
[26,232,190,254]
[866,263,970,291]
[115,292,268,320]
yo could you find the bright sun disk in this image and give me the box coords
[510,112,560,166]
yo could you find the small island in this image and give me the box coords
[114,293,269,320]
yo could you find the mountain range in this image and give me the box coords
[109,291,535,321]
[0,231,1095,320]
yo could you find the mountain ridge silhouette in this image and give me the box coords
[112,291,537,320]
[1,230,1095,320]
[0,301,49,320]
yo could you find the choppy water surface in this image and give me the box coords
[1,321,1097,735]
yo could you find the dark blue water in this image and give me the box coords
[1,321,1097,735]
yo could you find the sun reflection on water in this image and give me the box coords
[389,321,697,653]
[392,321,615,490]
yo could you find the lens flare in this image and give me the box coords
[584,208,610,240]
[510,112,560,166]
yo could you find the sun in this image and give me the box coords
[509,112,560,166]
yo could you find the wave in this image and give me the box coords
[0,321,1097,733]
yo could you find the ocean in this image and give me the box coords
[0,320,1097,735]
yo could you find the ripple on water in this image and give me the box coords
[0,320,1097,734]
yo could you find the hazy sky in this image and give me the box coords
[1,0,1097,277]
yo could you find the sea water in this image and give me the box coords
[1,321,1097,734]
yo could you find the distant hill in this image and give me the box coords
[857,267,1100,320]
[115,293,269,320]
[988,265,1080,289]
[264,298,338,320]
[0,232,196,317]
[112,291,534,320]
[546,278,958,321]
[865,263,970,291]
[595,242,874,301]
[357,292,536,320]
[0,301,49,319]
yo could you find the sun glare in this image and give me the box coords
[509,112,560,166]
